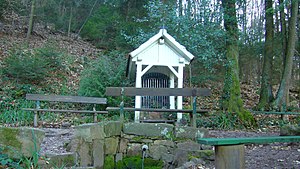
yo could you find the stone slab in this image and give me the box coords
[123,123,174,137]
[74,123,105,142]
[103,121,122,137]
[93,139,104,168]
[175,126,208,140]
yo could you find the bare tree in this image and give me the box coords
[26,0,36,43]
[273,0,298,110]
[221,0,255,126]
[257,0,274,110]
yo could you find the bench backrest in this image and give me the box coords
[26,94,107,104]
[105,87,211,97]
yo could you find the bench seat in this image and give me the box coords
[23,94,107,127]
[198,136,300,145]
[106,107,209,113]
[22,108,108,114]
[140,119,176,124]
[198,136,300,169]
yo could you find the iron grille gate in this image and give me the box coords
[141,73,170,109]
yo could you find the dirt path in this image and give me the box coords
[40,128,74,155]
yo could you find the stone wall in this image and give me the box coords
[0,127,45,158]
[68,122,210,169]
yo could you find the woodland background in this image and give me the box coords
[0,0,299,128]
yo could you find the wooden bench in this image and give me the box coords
[23,94,108,127]
[198,136,300,169]
[105,87,211,127]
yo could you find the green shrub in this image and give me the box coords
[78,51,129,98]
[2,45,65,85]
[3,49,49,84]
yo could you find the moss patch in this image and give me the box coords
[104,155,115,168]
[189,150,214,161]
[0,127,21,154]
[115,156,163,169]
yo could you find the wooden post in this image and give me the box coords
[215,144,245,169]
[93,104,97,123]
[34,101,40,127]
[192,96,197,127]
[120,88,124,122]
[135,62,142,123]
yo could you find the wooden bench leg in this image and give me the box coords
[34,111,38,127]
[215,144,245,169]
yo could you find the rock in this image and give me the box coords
[177,140,202,151]
[280,125,300,136]
[103,121,122,137]
[172,149,188,167]
[118,138,128,153]
[61,122,71,128]
[183,161,196,168]
[0,127,45,158]
[150,145,168,160]
[123,123,174,137]
[154,140,175,147]
[74,123,105,142]
[77,139,92,167]
[105,137,119,155]
[175,126,208,140]
[93,139,104,168]
[127,143,141,156]
[115,153,123,162]
[162,153,174,163]
[46,152,76,167]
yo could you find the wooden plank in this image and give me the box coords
[26,94,107,104]
[251,111,300,115]
[22,108,108,114]
[197,136,300,146]
[140,120,175,123]
[106,107,209,113]
[105,87,211,97]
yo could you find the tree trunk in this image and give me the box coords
[26,0,36,43]
[221,0,255,126]
[273,0,298,110]
[68,6,73,37]
[257,0,274,110]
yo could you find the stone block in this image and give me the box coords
[161,153,174,163]
[115,153,123,162]
[118,138,128,153]
[78,140,92,167]
[74,123,105,142]
[172,148,188,167]
[105,137,119,155]
[176,140,201,151]
[103,121,122,137]
[149,145,168,160]
[126,143,141,156]
[0,127,45,158]
[280,125,300,136]
[46,152,76,167]
[123,123,174,137]
[154,140,175,147]
[93,139,104,168]
[175,126,208,140]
